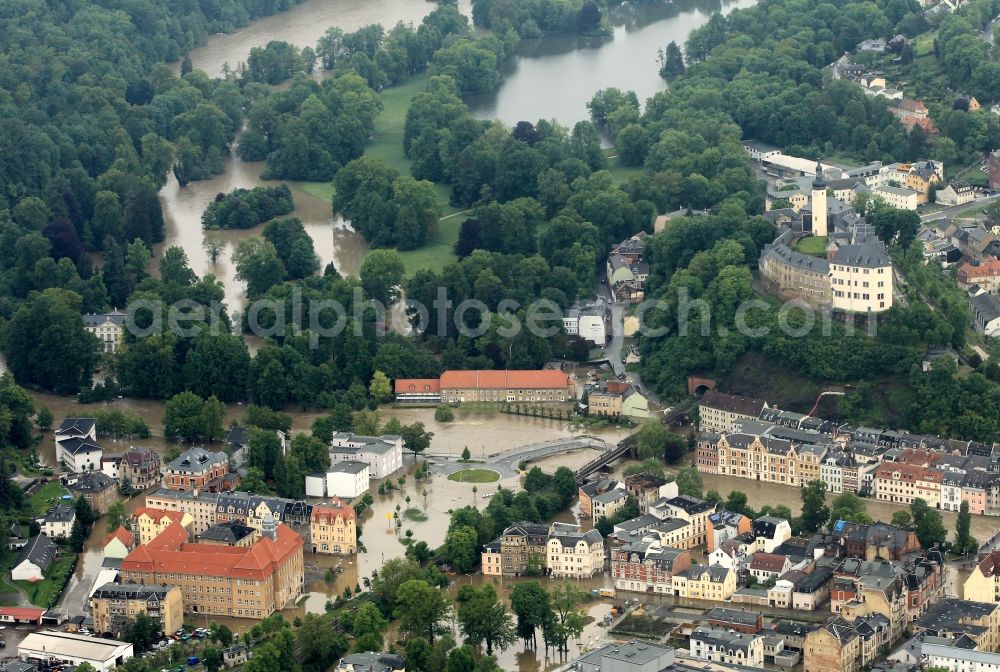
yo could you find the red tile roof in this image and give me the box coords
[874,462,942,484]
[133,507,186,524]
[750,552,788,573]
[122,521,302,580]
[311,497,356,522]
[440,370,571,390]
[394,378,441,394]
[103,526,135,548]
[0,607,46,622]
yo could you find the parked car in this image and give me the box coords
[187,657,200,666]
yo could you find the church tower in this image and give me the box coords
[811,160,828,237]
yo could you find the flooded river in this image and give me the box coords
[157,0,755,309]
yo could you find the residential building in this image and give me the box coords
[120,518,303,619]
[90,583,183,637]
[144,488,219,535]
[698,391,767,434]
[937,182,975,206]
[56,417,102,473]
[132,507,193,545]
[706,510,751,553]
[971,293,1000,337]
[751,515,793,553]
[592,488,629,521]
[563,299,607,346]
[103,527,135,560]
[915,599,1000,651]
[18,631,133,672]
[611,542,691,594]
[805,618,862,672]
[546,524,604,578]
[310,498,357,555]
[11,535,57,581]
[750,552,792,582]
[199,520,256,547]
[873,462,944,505]
[713,433,803,486]
[481,539,502,576]
[829,243,894,313]
[958,260,1000,295]
[873,185,920,210]
[625,473,676,514]
[116,448,162,492]
[675,564,737,601]
[830,520,920,561]
[652,495,715,546]
[690,626,764,667]
[163,447,230,492]
[328,433,403,479]
[82,310,127,353]
[706,608,763,634]
[41,503,75,539]
[325,461,370,498]
[922,642,1000,671]
[214,492,311,532]
[497,522,549,576]
[963,550,1000,604]
[68,471,118,514]
[395,370,576,405]
[221,645,250,668]
[990,149,1000,190]
[588,390,623,417]
[578,478,624,519]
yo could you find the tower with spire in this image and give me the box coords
[812,159,828,236]
[811,160,828,237]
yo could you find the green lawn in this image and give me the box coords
[15,553,76,608]
[300,181,333,202]
[914,31,936,58]
[447,468,501,483]
[794,235,829,257]
[28,480,71,517]
[605,152,645,184]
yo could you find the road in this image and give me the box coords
[596,282,661,407]
[427,437,607,479]
[921,193,998,222]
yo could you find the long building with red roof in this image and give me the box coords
[395,370,575,404]
[120,519,303,619]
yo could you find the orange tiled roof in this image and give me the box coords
[440,370,571,390]
[959,260,1000,281]
[122,521,302,580]
[394,378,440,394]
[312,497,356,522]
[874,462,941,484]
[133,507,186,524]
[103,526,135,548]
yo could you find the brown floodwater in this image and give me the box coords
[154,167,368,313]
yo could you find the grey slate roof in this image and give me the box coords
[831,242,892,268]
[15,534,58,572]
[69,471,116,493]
[92,582,174,602]
[43,503,75,523]
[971,293,1000,322]
[199,520,254,544]
[168,446,228,472]
[82,310,127,327]
[329,460,370,475]
[57,436,102,455]
[56,418,96,436]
